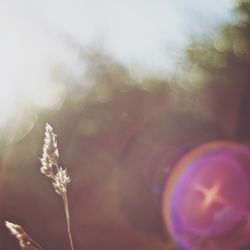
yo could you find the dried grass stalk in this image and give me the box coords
[5,124,74,250]
[40,123,74,250]
[5,221,44,250]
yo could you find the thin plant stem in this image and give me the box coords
[62,192,75,250]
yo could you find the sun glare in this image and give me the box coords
[0,0,235,142]
[0,5,78,138]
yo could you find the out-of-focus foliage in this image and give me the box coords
[176,0,250,138]
[189,1,250,80]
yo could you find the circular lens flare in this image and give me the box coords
[162,141,250,250]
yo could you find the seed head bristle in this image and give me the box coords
[5,221,43,250]
[5,221,24,236]
[53,167,71,195]
[40,123,59,178]
[43,123,59,164]
[40,156,53,178]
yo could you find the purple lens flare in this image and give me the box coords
[162,141,250,250]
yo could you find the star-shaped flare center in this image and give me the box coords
[194,182,227,209]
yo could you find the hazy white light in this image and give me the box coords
[8,0,234,74]
[0,4,79,130]
[0,0,235,133]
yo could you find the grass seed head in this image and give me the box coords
[5,221,42,250]
[40,123,59,178]
[53,167,71,195]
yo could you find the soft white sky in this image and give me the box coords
[3,0,234,70]
[0,0,235,136]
